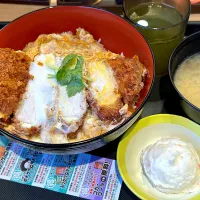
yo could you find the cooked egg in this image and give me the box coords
[56,86,87,134]
[13,53,87,142]
[45,53,58,68]
[141,138,200,194]
[88,61,120,106]
[14,54,57,131]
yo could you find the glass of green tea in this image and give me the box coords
[123,0,191,76]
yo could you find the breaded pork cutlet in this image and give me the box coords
[87,60,123,122]
[108,56,146,105]
[8,53,87,142]
[87,56,146,122]
[0,48,32,124]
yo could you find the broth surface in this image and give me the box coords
[174,54,200,109]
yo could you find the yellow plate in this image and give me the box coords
[117,114,200,200]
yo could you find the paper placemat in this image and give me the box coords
[0,135,122,200]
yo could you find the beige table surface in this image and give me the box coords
[0,2,199,22]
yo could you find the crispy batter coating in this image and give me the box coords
[108,56,146,105]
[87,92,123,122]
[0,48,32,120]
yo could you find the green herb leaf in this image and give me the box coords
[66,76,84,97]
[47,54,85,97]
[56,57,78,85]
[60,54,78,68]
[56,70,72,86]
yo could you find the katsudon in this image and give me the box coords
[0,28,147,144]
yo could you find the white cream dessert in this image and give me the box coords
[141,138,200,194]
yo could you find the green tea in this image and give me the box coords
[129,3,184,76]
[129,3,183,28]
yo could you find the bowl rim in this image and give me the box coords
[0,5,155,148]
[169,30,200,113]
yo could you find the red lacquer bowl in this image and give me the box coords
[0,6,155,154]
